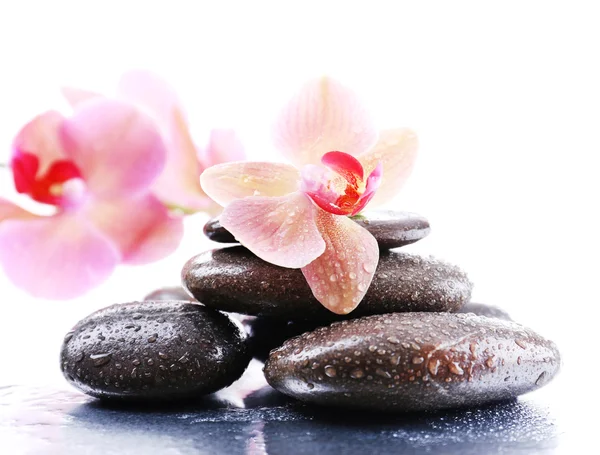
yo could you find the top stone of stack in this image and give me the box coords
[203,210,431,250]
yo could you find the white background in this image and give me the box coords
[0,0,598,443]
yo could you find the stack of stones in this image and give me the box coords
[60,211,560,412]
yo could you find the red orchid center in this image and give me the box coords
[301,151,383,216]
[11,150,84,207]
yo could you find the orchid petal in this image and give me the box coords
[13,111,66,174]
[321,150,364,184]
[61,86,102,107]
[351,162,383,216]
[358,128,418,207]
[118,70,211,211]
[60,99,166,199]
[272,76,378,167]
[0,198,36,222]
[301,211,379,315]
[87,194,184,265]
[200,129,246,169]
[201,162,301,207]
[0,215,120,299]
[117,69,181,128]
[220,192,325,268]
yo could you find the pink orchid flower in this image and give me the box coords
[0,99,183,299]
[200,77,418,315]
[62,70,245,215]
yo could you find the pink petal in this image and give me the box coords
[200,162,301,207]
[0,198,36,222]
[272,76,378,167]
[60,99,166,199]
[118,71,210,211]
[220,192,325,268]
[199,129,246,169]
[86,194,184,265]
[301,211,379,314]
[0,214,120,299]
[358,128,418,207]
[321,150,364,184]
[117,70,181,128]
[351,162,383,216]
[13,111,66,174]
[61,86,102,107]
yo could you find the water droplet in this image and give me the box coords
[412,356,424,365]
[428,359,440,376]
[324,365,337,377]
[132,359,141,366]
[363,263,375,273]
[307,383,315,389]
[535,371,548,385]
[147,335,157,343]
[329,274,337,282]
[387,336,399,344]
[517,356,522,365]
[350,368,365,379]
[132,314,143,320]
[348,272,357,280]
[375,368,392,379]
[64,332,74,343]
[368,345,377,352]
[90,353,112,367]
[357,283,366,292]
[158,352,169,360]
[448,362,464,375]
[515,339,528,349]
[147,359,154,366]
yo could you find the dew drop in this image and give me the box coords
[448,362,464,375]
[363,263,375,273]
[350,368,365,379]
[348,272,357,280]
[329,274,338,282]
[90,353,112,367]
[412,356,424,365]
[324,365,337,378]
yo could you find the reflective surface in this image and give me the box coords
[0,359,582,455]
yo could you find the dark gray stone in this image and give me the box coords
[60,301,251,401]
[203,210,431,249]
[182,247,472,320]
[143,286,195,302]
[459,302,512,321]
[264,312,560,412]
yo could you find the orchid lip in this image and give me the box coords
[301,151,382,216]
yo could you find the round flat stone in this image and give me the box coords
[459,302,512,321]
[182,247,472,320]
[203,210,431,249]
[143,286,195,301]
[60,301,251,401]
[264,312,560,412]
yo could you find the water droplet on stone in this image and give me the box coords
[90,353,112,367]
[412,356,424,365]
[350,368,365,379]
[324,365,337,377]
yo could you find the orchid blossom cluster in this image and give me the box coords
[0,71,244,299]
[201,77,418,315]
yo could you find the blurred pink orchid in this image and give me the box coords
[62,70,246,214]
[201,77,418,314]
[0,100,183,299]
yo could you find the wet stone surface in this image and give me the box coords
[203,210,431,249]
[459,302,512,321]
[182,247,473,320]
[60,301,251,401]
[264,312,560,412]
[143,286,196,302]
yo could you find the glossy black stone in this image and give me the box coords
[459,302,512,321]
[264,312,560,412]
[143,286,195,301]
[60,301,251,401]
[203,210,431,249]
[182,247,473,320]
